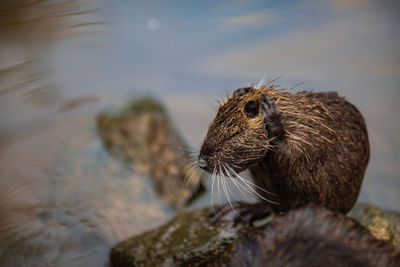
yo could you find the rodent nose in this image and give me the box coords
[197,156,209,171]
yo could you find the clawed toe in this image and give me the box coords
[262,95,285,141]
[210,202,244,224]
[209,202,271,225]
[262,95,278,118]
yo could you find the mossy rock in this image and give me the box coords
[110,203,400,267]
[110,207,252,266]
[97,96,204,210]
[348,203,400,249]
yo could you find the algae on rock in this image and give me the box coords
[110,207,252,266]
[348,203,400,249]
[110,204,400,267]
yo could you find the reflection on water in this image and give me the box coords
[0,116,172,266]
[59,94,100,111]
[0,0,102,132]
[0,0,399,266]
[0,1,142,266]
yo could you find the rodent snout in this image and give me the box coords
[197,156,211,172]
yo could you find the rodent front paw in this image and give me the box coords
[262,95,285,141]
[209,201,271,225]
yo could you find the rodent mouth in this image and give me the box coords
[197,155,226,174]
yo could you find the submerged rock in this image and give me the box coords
[97,96,204,210]
[110,204,400,267]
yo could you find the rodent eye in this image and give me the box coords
[244,100,259,118]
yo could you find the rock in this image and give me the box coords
[110,204,400,267]
[110,207,252,267]
[348,202,400,249]
[97,96,204,210]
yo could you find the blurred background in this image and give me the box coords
[0,0,399,266]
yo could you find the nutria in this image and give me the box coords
[210,206,400,267]
[198,85,370,223]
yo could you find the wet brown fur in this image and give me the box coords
[200,85,370,213]
[210,206,400,267]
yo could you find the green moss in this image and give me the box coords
[110,207,251,267]
[348,203,400,249]
[120,96,166,116]
[96,114,116,133]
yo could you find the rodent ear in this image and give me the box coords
[233,87,255,96]
[244,100,259,118]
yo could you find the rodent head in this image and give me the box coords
[198,87,270,174]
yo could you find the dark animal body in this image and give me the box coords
[210,206,400,267]
[199,85,369,221]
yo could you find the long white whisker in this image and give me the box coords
[224,170,236,201]
[222,165,246,222]
[240,177,278,198]
[223,176,235,213]
[210,171,216,214]
[220,165,236,214]
[223,165,252,197]
[184,164,195,185]
[220,174,228,204]
[183,165,196,189]
[238,176,280,205]
[226,166,280,205]
[189,163,197,171]
[226,165,278,197]
[187,161,198,167]
[225,166,258,197]
[217,172,221,202]
[224,165,247,198]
